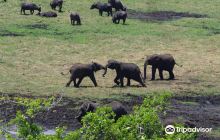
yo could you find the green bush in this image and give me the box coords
[2,92,197,140]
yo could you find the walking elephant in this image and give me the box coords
[20,3,41,15]
[112,11,127,24]
[90,2,112,16]
[50,0,63,12]
[64,62,105,87]
[75,101,127,122]
[144,54,182,80]
[103,60,145,87]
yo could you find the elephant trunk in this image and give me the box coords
[103,64,109,77]
[144,61,148,80]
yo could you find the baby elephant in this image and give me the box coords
[112,11,127,24]
[75,101,127,122]
[103,60,145,87]
[144,54,182,80]
[50,0,63,12]
[20,3,41,15]
[37,11,57,17]
[90,2,112,16]
[65,62,105,87]
[70,12,81,25]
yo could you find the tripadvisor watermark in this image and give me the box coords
[165,125,212,135]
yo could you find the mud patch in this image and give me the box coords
[161,95,220,140]
[128,10,206,21]
[23,24,49,30]
[0,93,143,130]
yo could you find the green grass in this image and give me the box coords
[0,0,220,98]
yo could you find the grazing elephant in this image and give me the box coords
[108,0,126,11]
[144,54,182,80]
[103,60,145,87]
[65,62,105,87]
[70,12,81,25]
[50,0,63,12]
[75,101,127,122]
[112,11,127,24]
[90,2,112,16]
[20,3,41,15]
[37,11,57,17]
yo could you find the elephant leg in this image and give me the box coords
[151,66,156,80]
[159,69,164,80]
[117,20,120,24]
[127,78,131,86]
[114,74,120,85]
[76,77,84,87]
[123,18,126,24]
[120,76,124,87]
[168,70,175,80]
[89,74,98,87]
[59,6,62,12]
[66,76,73,87]
[99,10,102,16]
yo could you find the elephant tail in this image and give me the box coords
[175,62,183,67]
[60,71,69,75]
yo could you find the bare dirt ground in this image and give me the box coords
[0,93,143,130]
[162,95,220,140]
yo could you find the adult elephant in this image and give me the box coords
[103,60,145,87]
[63,62,105,87]
[108,0,126,11]
[20,3,41,15]
[75,101,127,122]
[144,54,182,80]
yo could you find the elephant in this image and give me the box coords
[50,0,63,12]
[37,11,57,17]
[90,2,112,16]
[70,12,81,25]
[112,11,127,24]
[144,54,182,80]
[20,3,41,15]
[108,0,126,11]
[64,62,105,87]
[75,101,127,122]
[103,60,146,87]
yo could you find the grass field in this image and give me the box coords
[0,0,220,99]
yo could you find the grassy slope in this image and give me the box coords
[0,0,220,98]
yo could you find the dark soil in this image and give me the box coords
[0,93,143,130]
[161,95,220,140]
[127,10,206,21]
[2,93,220,139]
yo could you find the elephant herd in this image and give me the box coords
[17,0,128,24]
[63,54,182,88]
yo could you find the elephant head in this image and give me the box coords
[75,102,97,122]
[91,62,105,72]
[144,54,159,80]
[103,60,120,77]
